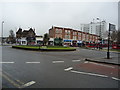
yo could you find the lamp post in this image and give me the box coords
[107,23,110,59]
[1,21,4,46]
[97,18,102,50]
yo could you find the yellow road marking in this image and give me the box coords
[1,72,21,88]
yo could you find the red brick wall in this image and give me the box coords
[49,29,54,38]
[49,26,99,43]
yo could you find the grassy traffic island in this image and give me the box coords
[12,45,76,51]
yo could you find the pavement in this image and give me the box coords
[85,56,119,65]
[80,47,119,65]
[86,47,119,51]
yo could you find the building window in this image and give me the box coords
[56,29,62,34]
[22,41,26,44]
[78,36,81,40]
[65,35,70,39]
[73,36,77,40]
[65,30,70,34]
[82,34,86,40]
[73,32,77,35]
[81,27,82,30]
[86,35,89,40]
[55,34,62,38]
[78,32,81,36]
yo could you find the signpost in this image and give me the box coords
[107,23,116,59]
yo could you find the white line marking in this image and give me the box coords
[84,61,89,63]
[52,61,64,63]
[72,60,81,62]
[21,81,36,88]
[112,77,120,81]
[70,70,108,78]
[64,67,73,71]
[0,62,14,64]
[88,62,115,68]
[26,62,40,64]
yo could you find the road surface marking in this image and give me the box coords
[70,70,108,78]
[0,62,14,64]
[84,61,89,63]
[112,77,120,81]
[64,67,73,71]
[2,71,25,86]
[88,62,115,68]
[26,62,40,64]
[1,72,21,88]
[16,80,25,85]
[72,60,81,62]
[52,61,64,63]
[21,81,36,88]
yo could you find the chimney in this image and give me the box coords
[33,28,35,32]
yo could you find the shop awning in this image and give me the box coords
[64,40,72,42]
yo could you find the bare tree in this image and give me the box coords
[117,30,120,43]
[110,30,117,42]
[8,30,16,44]
[9,30,15,37]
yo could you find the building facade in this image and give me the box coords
[80,24,89,33]
[16,28,36,45]
[81,20,107,38]
[49,26,99,46]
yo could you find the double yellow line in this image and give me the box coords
[1,71,25,88]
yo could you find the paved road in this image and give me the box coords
[1,46,120,88]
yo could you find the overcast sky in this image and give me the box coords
[0,1,118,37]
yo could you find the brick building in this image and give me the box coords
[49,26,99,46]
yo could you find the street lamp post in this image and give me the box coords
[97,18,102,50]
[107,23,110,59]
[1,21,4,46]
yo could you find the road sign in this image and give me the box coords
[109,23,116,31]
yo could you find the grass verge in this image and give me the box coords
[12,45,76,51]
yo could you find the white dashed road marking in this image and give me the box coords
[64,67,73,71]
[84,61,89,63]
[21,81,36,88]
[52,61,64,63]
[72,60,81,62]
[26,62,40,64]
[0,62,14,64]
[70,70,108,78]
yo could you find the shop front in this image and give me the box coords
[63,39,72,46]
[77,40,82,47]
[72,40,77,47]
